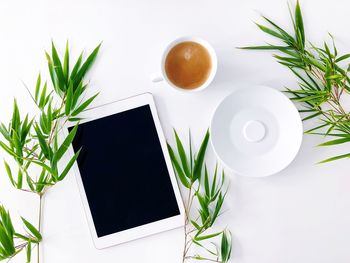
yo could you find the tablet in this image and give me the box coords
[64,93,185,249]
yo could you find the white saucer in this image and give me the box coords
[210,86,303,177]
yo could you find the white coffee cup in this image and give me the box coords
[151,36,218,92]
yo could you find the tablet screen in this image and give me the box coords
[70,105,180,237]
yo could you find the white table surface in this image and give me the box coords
[1,0,350,262]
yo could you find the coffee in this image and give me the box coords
[165,41,212,90]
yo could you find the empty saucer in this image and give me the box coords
[210,86,303,177]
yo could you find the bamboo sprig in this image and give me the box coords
[241,1,350,163]
[167,130,232,263]
[0,205,42,262]
[0,41,100,262]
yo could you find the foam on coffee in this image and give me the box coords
[165,41,212,90]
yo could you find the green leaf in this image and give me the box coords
[54,124,78,163]
[0,141,17,158]
[0,225,15,255]
[326,74,342,80]
[35,74,41,102]
[302,112,322,121]
[239,45,291,50]
[74,43,101,87]
[70,51,83,81]
[26,239,31,263]
[167,143,190,188]
[335,54,350,62]
[193,129,210,182]
[65,82,74,115]
[14,233,38,243]
[189,130,193,173]
[31,160,53,175]
[16,170,23,189]
[195,231,222,241]
[11,99,20,132]
[58,149,80,181]
[51,41,66,91]
[211,193,225,225]
[35,169,47,193]
[318,137,350,146]
[21,217,42,241]
[38,82,47,109]
[211,164,218,197]
[63,40,69,83]
[191,240,218,256]
[4,160,16,187]
[295,0,305,46]
[71,82,85,109]
[26,174,35,192]
[173,129,190,178]
[220,230,232,263]
[21,115,33,143]
[262,15,295,45]
[196,192,209,220]
[254,23,284,40]
[68,117,82,122]
[0,123,10,141]
[71,93,98,116]
[191,220,201,230]
[34,125,51,159]
[319,153,350,163]
[46,52,59,94]
[204,165,210,197]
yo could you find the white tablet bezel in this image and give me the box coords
[62,93,185,249]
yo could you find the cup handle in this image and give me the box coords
[150,72,164,83]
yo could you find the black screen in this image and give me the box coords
[70,105,180,237]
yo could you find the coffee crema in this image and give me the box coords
[165,41,212,90]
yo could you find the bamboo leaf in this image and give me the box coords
[167,143,190,188]
[38,82,47,109]
[70,52,83,81]
[254,23,284,39]
[71,93,98,117]
[195,231,222,241]
[319,153,350,164]
[335,54,350,62]
[221,230,232,263]
[239,45,291,50]
[54,124,78,163]
[211,164,218,197]
[31,160,53,175]
[21,217,42,241]
[191,220,201,231]
[35,74,41,102]
[51,41,66,91]
[193,130,210,182]
[34,125,51,159]
[204,165,210,197]
[17,170,23,189]
[58,149,80,181]
[73,43,101,87]
[4,160,16,187]
[11,99,20,132]
[318,137,350,146]
[0,141,17,158]
[63,40,69,83]
[302,112,322,121]
[46,52,59,94]
[173,129,190,178]
[26,239,31,263]
[26,174,35,192]
[65,82,74,115]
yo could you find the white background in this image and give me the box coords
[1,0,350,262]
